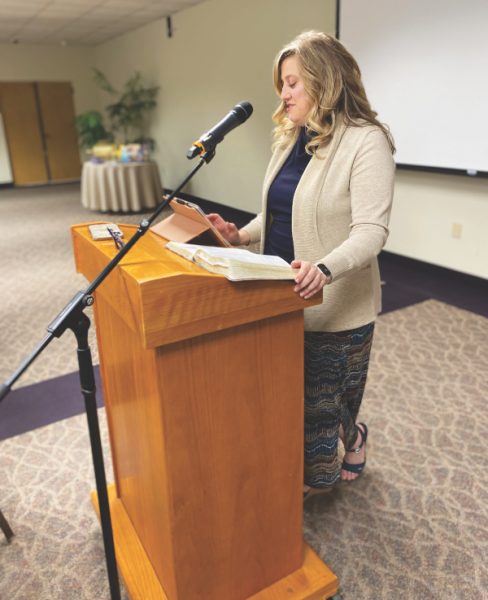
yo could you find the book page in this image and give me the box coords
[167,242,291,265]
[166,242,297,281]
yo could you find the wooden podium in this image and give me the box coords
[72,223,338,600]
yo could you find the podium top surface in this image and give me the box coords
[71,222,320,348]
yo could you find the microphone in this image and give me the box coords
[187,101,253,159]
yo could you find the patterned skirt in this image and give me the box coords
[304,322,375,487]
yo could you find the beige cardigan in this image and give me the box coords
[242,121,395,332]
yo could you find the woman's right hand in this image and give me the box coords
[206,213,249,246]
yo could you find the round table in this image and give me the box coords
[81,160,162,212]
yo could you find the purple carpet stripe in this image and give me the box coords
[0,367,104,441]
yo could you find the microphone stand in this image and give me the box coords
[0,148,215,600]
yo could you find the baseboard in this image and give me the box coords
[379,250,488,317]
[380,250,487,287]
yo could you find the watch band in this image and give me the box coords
[316,263,332,279]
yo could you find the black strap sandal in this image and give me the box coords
[341,422,368,476]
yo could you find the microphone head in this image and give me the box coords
[234,101,253,123]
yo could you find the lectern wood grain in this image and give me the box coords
[73,223,338,600]
[72,223,317,347]
[92,487,338,600]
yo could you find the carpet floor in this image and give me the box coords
[1,299,488,599]
[2,184,488,599]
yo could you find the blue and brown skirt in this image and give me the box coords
[304,322,374,487]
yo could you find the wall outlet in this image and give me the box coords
[451,223,462,239]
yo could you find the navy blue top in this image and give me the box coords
[264,128,312,263]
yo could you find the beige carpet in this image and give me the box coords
[1,185,488,599]
[0,183,160,387]
[304,299,488,599]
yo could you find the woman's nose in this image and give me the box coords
[281,86,290,100]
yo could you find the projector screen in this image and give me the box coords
[338,0,488,176]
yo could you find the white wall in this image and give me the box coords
[94,0,336,213]
[0,1,486,279]
[93,0,487,279]
[386,171,488,278]
[0,43,98,114]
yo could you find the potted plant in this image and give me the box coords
[75,69,159,158]
[93,68,160,150]
[74,110,113,150]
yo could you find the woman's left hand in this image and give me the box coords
[291,260,330,299]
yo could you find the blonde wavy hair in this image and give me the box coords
[272,31,395,154]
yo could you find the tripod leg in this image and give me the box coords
[0,508,14,542]
[71,311,121,600]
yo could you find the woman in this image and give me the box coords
[208,31,395,496]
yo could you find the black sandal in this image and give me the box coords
[341,422,368,477]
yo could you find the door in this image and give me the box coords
[0,82,49,185]
[37,82,81,181]
[0,81,81,185]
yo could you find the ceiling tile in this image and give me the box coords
[0,0,208,46]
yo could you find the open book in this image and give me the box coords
[166,241,297,281]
